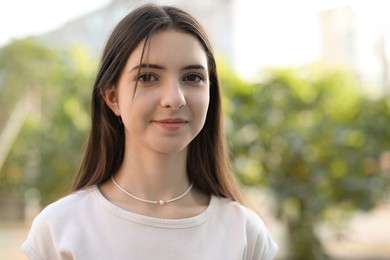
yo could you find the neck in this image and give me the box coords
[113,147,189,200]
[100,145,211,219]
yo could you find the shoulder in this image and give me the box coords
[214,196,266,229]
[22,186,98,259]
[213,196,278,259]
[40,186,96,218]
[29,186,97,231]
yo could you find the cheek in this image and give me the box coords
[196,91,210,120]
[120,90,152,115]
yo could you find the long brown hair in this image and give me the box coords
[72,4,245,204]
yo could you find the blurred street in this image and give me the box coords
[322,202,390,259]
[0,223,28,260]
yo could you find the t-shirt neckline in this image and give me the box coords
[92,185,218,228]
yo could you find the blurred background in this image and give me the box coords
[1,0,390,259]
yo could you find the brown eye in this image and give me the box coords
[138,73,157,82]
[183,73,204,82]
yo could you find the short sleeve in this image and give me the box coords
[21,211,60,260]
[249,230,278,260]
[243,210,278,260]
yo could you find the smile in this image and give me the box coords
[152,118,188,131]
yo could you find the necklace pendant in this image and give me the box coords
[111,176,193,206]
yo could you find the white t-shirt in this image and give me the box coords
[22,186,278,260]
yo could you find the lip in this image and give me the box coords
[152,118,188,131]
[154,118,188,123]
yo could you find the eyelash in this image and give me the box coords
[183,73,205,82]
[135,73,206,83]
[136,73,158,82]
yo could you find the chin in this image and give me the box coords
[151,141,190,155]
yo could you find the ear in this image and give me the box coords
[101,85,120,116]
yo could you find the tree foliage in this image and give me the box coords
[221,65,390,258]
[0,39,95,204]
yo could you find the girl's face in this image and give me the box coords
[108,29,210,155]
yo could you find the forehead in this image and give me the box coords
[126,29,208,69]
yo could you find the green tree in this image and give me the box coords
[221,65,390,259]
[0,39,95,205]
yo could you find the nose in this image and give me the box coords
[160,79,186,109]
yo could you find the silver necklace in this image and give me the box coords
[111,176,193,205]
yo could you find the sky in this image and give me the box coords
[233,0,390,78]
[0,0,110,46]
[2,0,388,47]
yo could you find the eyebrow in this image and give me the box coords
[129,63,207,73]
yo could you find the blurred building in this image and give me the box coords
[320,6,390,97]
[40,0,234,63]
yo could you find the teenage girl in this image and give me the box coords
[22,4,278,259]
